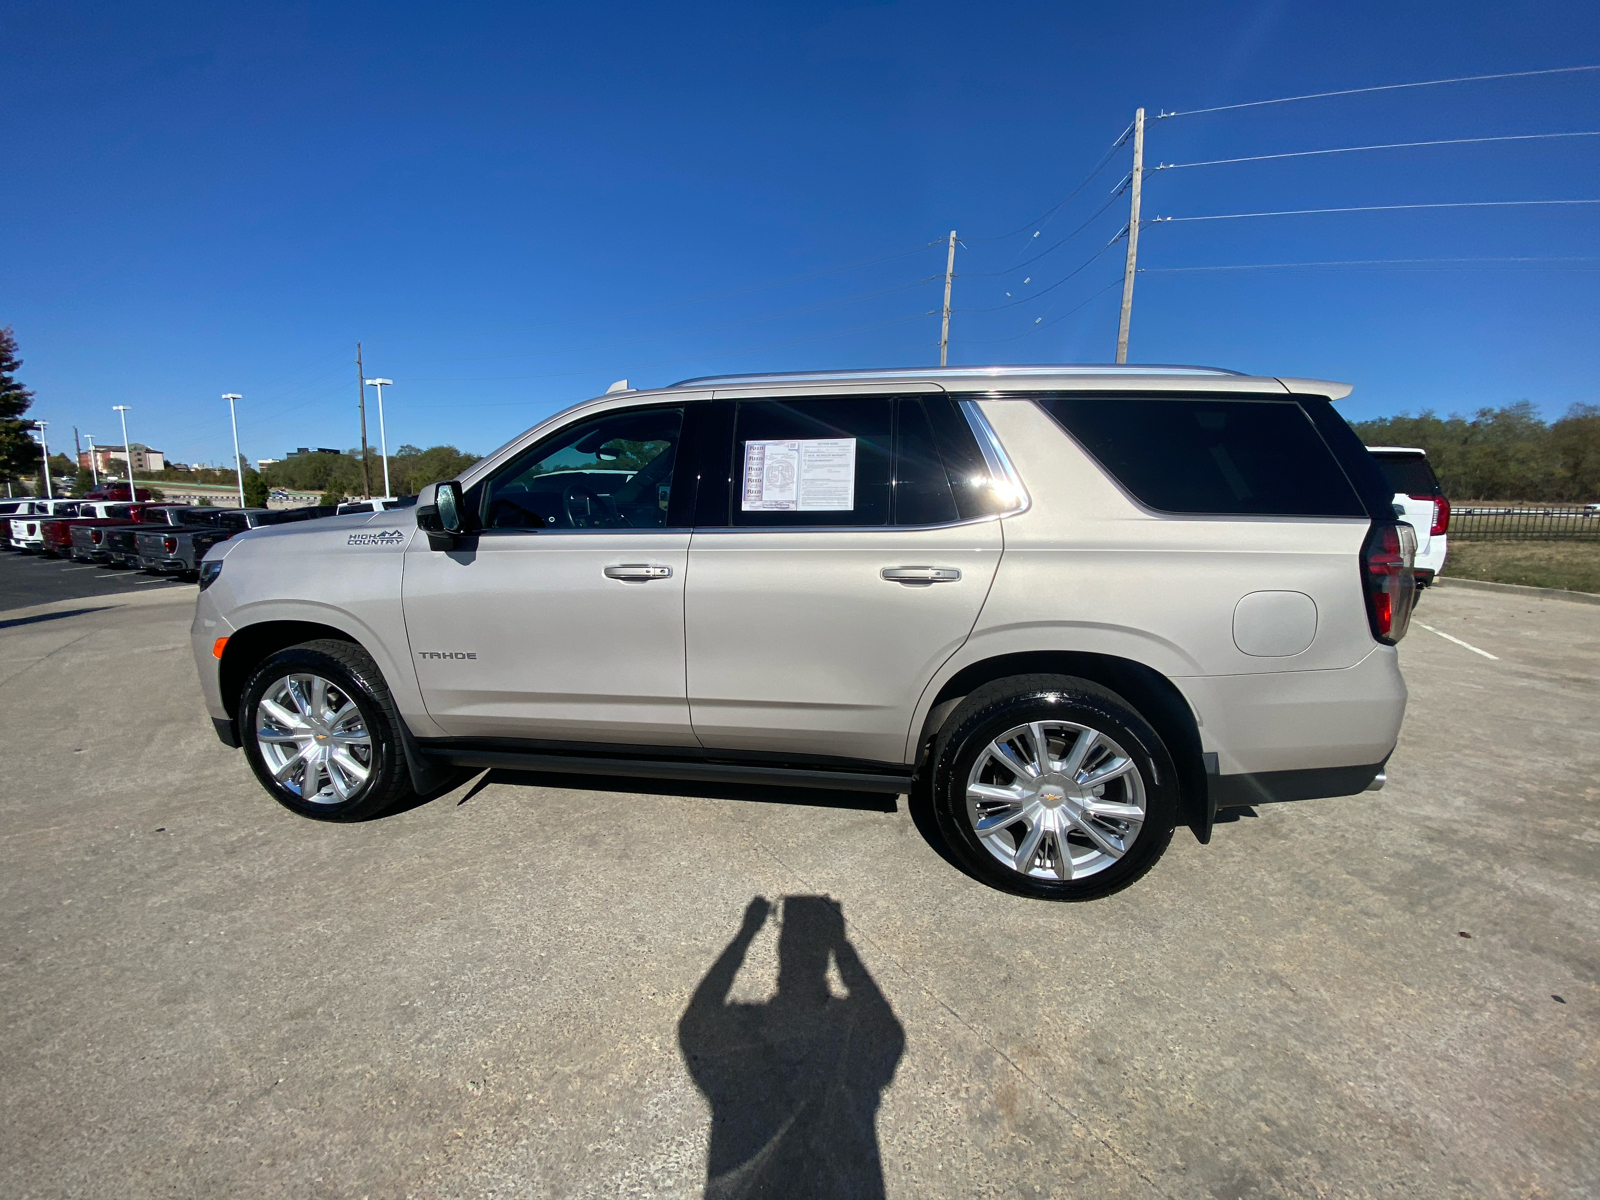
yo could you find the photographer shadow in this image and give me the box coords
[679,896,905,1200]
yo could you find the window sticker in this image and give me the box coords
[741,438,857,511]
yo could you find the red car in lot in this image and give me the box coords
[37,502,156,558]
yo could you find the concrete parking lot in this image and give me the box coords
[1,578,1595,1198]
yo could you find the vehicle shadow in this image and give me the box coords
[680,895,905,1199]
[448,766,899,814]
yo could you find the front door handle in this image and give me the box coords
[604,563,673,582]
[881,566,962,586]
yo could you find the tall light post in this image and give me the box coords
[113,405,134,501]
[85,434,100,488]
[364,377,393,498]
[223,394,245,508]
[35,420,52,499]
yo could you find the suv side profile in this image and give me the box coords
[192,366,1415,900]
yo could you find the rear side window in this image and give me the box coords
[1036,395,1366,518]
[1370,453,1442,497]
[717,395,998,528]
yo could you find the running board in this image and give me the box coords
[427,747,913,794]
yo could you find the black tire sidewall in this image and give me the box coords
[932,678,1178,901]
[239,643,406,821]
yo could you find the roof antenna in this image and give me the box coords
[606,379,630,394]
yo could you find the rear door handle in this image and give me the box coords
[604,563,673,582]
[880,566,962,585]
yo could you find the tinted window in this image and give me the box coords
[1370,452,1442,497]
[478,405,685,531]
[893,399,960,526]
[730,398,892,527]
[1037,395,1366,518]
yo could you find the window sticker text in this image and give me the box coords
[740,438,857,511]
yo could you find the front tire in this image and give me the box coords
[930,674,1178,900]
[239,639,414,821]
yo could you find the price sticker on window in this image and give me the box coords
[741,438,856,511]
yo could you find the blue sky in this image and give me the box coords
[4,1,1598,467]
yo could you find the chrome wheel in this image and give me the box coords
[965,719,1146,881]
[254,673,374,805]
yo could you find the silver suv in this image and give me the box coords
[191,365,1416,900]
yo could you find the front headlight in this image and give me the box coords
[198,558,223,591]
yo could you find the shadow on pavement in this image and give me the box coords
[679,895,905,1200]
[0,605,115,631]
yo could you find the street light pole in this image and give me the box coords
[364,378,393,498]
[35,420,52,499]
[113,406,134,501]
[85,435,100,488]
[223,394,245,508]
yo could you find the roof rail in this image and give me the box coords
[670,363,1244,387]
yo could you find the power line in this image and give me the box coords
[962,278,1126,345]
[1157,64,1600,120]
[1156,199,1600,222]
[959,190,1125,277]
[966,120,1135,243]
[1145,256,1600,271]
[956,239,1123,312]
[1154,130,1600,172]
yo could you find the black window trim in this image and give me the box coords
[1029,388,1377,523]
[690,394,1024,534]
[466,399,699,537]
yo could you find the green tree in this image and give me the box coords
[0,327,39,491]
[321,484,347,507]
[1550,403,1600,501]
[70,467,93,497]
[243,468,270,508]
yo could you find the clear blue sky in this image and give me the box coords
[5,1,1598,466]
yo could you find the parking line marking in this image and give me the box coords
[1417,621,1499,660]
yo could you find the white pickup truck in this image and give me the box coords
[6,499,88,552]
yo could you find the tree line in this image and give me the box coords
[1351,402,1600,502]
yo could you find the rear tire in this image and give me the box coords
[239,639,415,821]
[930,674,1177,900]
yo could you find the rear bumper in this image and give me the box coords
[1209,759,1388,809]
[1176,645,1406,778]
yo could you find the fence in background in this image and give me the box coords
[1449,504,1600,541]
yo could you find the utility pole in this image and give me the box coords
[939,231,958,367]
[1115,107,1146,365]
[356,342,373,498]
[113,406,133,500]
[224,394,246,508]
[36,420,52,499]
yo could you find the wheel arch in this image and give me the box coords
[916,650,1213,844]
[218,620,358,719]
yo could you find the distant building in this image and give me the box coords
[286,447,342,458]
[83,443,165,473]
[256,458,281,467]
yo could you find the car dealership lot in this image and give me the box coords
[1,584,1595,1198]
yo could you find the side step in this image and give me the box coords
[426,747,914,794]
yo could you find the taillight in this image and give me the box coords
[1407,493,1450,538]
[1362,521,1419,644]
[91,530,102,544]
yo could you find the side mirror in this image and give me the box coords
[437,481,465,533]
[415,480,468,550]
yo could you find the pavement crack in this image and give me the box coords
[0,628,101,690]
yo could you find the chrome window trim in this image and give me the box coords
[958,399,1030,517]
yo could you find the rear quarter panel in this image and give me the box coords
[913,398,1401,769]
